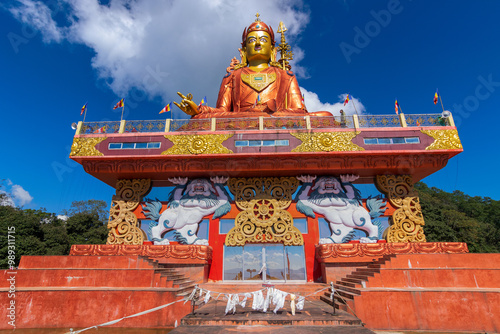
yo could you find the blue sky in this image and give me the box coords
[1,0,499,214]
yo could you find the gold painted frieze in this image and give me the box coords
[421,129,462,150]
[162,134,233,155]
[70,137,106,157]
[291,131,364,152]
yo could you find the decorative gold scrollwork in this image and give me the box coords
[291,131,364,152]
[225,177,303,246]
[162,134,233,155]
[375,175,426,243]
[70,137,106,157]
[107,179,151,245]
[421,129,463,150]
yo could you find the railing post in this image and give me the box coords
[447,114,455,127]
[211,118,217,132]
[305,116,311,130]
[119,120,126,133]
[259,116,264,131]
[352,114,359,129]
[399,113,407,127]
[76,121,83,135]
[165,119,171,132]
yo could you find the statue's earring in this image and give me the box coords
[271,47,277,63]
[239,48,248,67]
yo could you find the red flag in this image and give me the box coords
[113,98,124,109]
[395,100,399,115]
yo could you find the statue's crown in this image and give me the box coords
[242,13,275,47]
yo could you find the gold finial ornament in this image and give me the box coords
[277,21,293,70]
[255,13,261,21]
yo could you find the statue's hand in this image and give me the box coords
[169,177,188,185]
[297,175,316,183]
[173,92,199,116]
[340,174,359,183]
[210,176,229,184]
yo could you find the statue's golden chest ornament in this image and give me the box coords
[241,70,276,92]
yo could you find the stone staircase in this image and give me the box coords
[141,256,196,296]
[320,255,395,312]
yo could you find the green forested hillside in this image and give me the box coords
[415,182,500,253]
[0,199,108,269]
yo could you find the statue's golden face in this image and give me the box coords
[245,31,272,62]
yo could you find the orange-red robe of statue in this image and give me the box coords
[194,66,315,119]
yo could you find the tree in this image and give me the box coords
[65,200,109,245]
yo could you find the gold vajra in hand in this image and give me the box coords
[173,92,199,116]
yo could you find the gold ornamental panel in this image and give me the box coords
[421,129,463,150]
[291,131,364,152]
[375,175,426,243]
[107,179,151,245]
[70,137,106,157]
[162,134,233,155]
[228,177,299,211]
[225,177,303,246]
[241,71,276,91]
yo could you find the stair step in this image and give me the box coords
[320,295,348,311]
[333,284,361,295]
[336,280,358,288]
[355,268,378,275]
[347,274,370,280]
[342,277,365,285]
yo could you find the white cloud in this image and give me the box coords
[9,0,63,42]
[57,214,69,221]
[9,0,312,117]
[302,89,366,116]
[11,184,33,206]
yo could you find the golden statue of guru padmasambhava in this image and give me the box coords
[175,15,332,119]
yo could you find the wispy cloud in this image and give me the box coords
[302,89,366,116]
[7,0,311,117]
[8,0,63,42]
[0,179,33,207]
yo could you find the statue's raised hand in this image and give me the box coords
[173,92,199,116]
[340,174,359,183]
[168,177,188,185]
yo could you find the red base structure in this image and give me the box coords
[2,243,499,332]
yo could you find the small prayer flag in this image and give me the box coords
[344,94,350,106]
[198,96,207,108]
[301,94,305,108]
[395,100,399,115]
[113,98,124,109]
[253,94,261,107]
[80,103,87,116]
[433,90,439,105]
[93,125,106,134]
[159,103,171,114]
